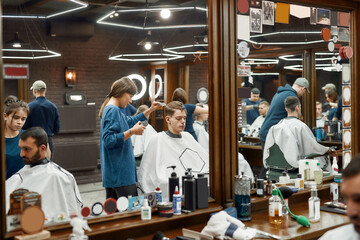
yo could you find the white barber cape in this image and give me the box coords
[131,124,157,157]
[6,162,82,220]
[319,224,360,240]
[138,131,209,198]
[193,121,209,152]
[263,117,330,169]
[248,115,265,133]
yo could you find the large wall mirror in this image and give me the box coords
[0,0,210,236]
[236,1,352,175]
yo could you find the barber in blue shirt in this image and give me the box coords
[23,80,60,160]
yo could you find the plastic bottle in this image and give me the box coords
[314,163,323,185]
[141,199,151,220]
[184,171,196,212]
[297,173,304,190]
[269,189,282,225]
[155,187,162,203]
[168,166,179,202]
[304,161,311,181]
[195,173,208,209]
[256,179,264,197]
[332,157,339,175]
[173,186,181,215]
[308,187,320,222]
[279,168,290,184]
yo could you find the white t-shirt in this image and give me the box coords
[319,224,360,240]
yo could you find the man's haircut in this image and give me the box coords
[165,101,187,117]
[20,127,48,148]
[284,96,300,112]
[343,154,360,179]
[316,101,322,106]
[251,88,260,94]
[260,101,269,107]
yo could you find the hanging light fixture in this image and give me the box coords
[6,32,26,48]
[137,31,159,50]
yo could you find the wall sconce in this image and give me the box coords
[65,67,76,87]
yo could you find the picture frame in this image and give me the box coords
[250,8,262,33]
[316,8,331,25]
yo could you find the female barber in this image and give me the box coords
[4,96,30,179]
[172,88,208,141]
[99,77,160,199]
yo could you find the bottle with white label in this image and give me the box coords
[173,186,181,215]
[308,187,320,222]
[141,199,151,220]
[269,189,282,225]
[314,162,323,185]
[332,157,339,175]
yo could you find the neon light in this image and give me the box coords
[149,74,163,99]
[128,74,147,101]
[163,44,208,55]
[97,6,207,30]
[2,0,88,19]
[250,31,321,38]
[109,53,184,62]
[2,49,61,59]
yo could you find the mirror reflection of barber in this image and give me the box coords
[241,88,261,125]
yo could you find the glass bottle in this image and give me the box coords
[308,187,320,222]
[314,162,323,185]
[269,189,282,225]
[234,174,251,221]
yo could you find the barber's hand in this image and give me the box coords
[253,104,259,110]
[131,122,146,135]
[150,101,162,111]
[323,102,330,108]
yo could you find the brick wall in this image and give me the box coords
[189,61,208,104]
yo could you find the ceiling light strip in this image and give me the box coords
[250,31,321,38]
[2,49,61,59]
[2,0,88,19]
[115,7,195,13]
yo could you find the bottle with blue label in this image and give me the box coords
[155,187,162,203]
[173,186,181,215]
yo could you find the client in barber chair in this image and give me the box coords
[263,96,334,180]
[138,101,209,198]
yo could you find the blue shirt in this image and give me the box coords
[184,104,198,141]
[259,84,297,142]
[100,105,146,188]
[120,104,138,116]
[6,132,24,180]
[242,98,260,125]
[23,97,60,136]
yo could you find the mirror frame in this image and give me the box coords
[1,0,360,238]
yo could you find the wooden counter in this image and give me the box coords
[238,142,263,167]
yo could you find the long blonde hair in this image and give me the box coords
[99,77,137,118]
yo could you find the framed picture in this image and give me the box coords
[128,195,144,212]
[342,64,351,84]
[316,8,330,25]
[250,8,262,33]
[262,1,274,26]
[250,0,261,8]
[343,129,351,150]
[338,27,350,42]
[343,107,351,128]
[342,86,351,106]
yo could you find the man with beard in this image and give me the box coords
[6,127,82,220]
[319,154,360,239]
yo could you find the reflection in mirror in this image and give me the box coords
[2,0,210,234]
[236,3,351,177]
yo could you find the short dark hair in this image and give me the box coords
[165,101,187,117]
[284,96,300,112]
[20,127,48,148]
[251,88,260,94]
[343,154,360,179]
